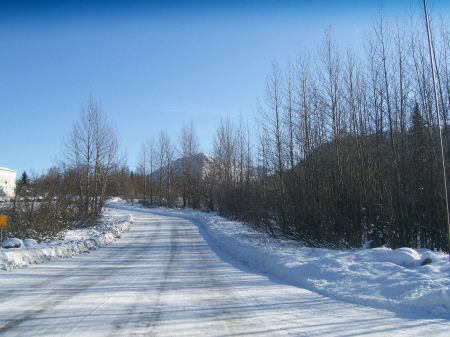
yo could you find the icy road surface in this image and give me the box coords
[0,208,449,337]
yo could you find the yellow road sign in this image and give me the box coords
[0,215,8,229]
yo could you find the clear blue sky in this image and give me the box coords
[1,0,449,176]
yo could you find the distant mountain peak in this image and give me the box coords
[150,152,213,179]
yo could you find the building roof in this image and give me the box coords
[0,167,16,173]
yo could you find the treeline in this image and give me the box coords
[6,97,120,239]
[230,15,450,250]
[236,15,450,251]
[129,15,450,251]
[121,123,207,209]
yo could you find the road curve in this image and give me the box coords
[0,207,448,337]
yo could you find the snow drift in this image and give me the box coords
[0,207,131,271]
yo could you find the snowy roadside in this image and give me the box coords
[110,200,450,318]
[0,207,132,271]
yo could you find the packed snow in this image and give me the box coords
[0,207,131,271]
[109,200,450,318]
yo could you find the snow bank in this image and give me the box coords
[0,208,131,271]
[109,201,450,318]
[2,238,23,249]
[23,239,38,248]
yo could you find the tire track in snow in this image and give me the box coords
[62,217,163,337]
[109,216,179,336]
[193,227,258,336]
[108,217,166,335]
[0,216,159,335]
[142,218,179,332]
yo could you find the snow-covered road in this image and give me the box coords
[0,207,449,336]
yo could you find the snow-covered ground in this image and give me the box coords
[110,200,450,319]
[0,207,131,271]
[0,203,449,336]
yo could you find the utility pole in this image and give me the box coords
[423,0,450,259]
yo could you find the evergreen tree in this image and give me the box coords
[19,171,29,188]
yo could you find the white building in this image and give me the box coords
[0,167,16,199]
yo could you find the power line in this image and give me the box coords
[422,0,450,259]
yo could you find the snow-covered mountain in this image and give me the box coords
[150,153,214,179]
